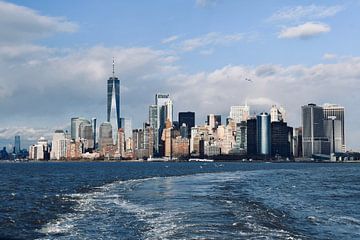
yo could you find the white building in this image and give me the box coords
[51,130,70,160]
[270,105,286,122]
[230,105,250,123]
[29,137,49,160]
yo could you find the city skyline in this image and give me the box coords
[0,1,360,150]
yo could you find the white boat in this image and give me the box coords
[188,158,214,162]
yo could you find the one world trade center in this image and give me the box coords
[107,58,121,143]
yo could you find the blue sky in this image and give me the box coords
[1,0,360,150]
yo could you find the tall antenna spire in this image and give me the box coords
[112,57,115,78]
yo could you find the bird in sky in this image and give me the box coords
[245,78,252,82]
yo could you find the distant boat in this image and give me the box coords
[189,158,214,162]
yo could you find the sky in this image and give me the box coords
[1,0,360,150]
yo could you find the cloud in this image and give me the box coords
[278,22,330,39]
[161,35,180,44]
[180,32,243,51]
[269,4,344,22]
[0,1,77,43]
[195,0,217,8]
[323,53,337,60]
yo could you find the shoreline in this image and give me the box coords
[2,159,360,164]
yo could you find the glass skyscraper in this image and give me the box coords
[256,113,271,155]
[107,59,121,143]
[301,103,330,157]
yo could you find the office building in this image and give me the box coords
[271,121,290,158]
[71,117,89,141]
[257,113,271,155]
[293,127,303,158]
[107,59,121,143]
[150,93,173,156]
[302,104,330,157]
[235,121,247,154]
[178,112,195,137]
[51,130,69,160]
[207,114,221,129]
[91,118,97,149]
[79,122,94,150]
[120,118,132,141]
[323,103,345,152]
[246,118,257,156]
[99,122,113,150]
[270,105,286,122]
[230,105,250,123]
[14,135,20,155]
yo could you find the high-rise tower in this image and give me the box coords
[107,58,121,143]
[302,103,330,157]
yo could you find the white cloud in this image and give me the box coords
[269,4,344,22]
[0,1,77,43]
[180,32,243,51]
[161,35,179,44]
[278,22,330,39]
[195,0,217,8]
[323,53,337,60]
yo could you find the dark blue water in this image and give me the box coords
[1,162,360,239]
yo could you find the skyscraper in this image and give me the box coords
[178,111,195,138]
[91,118,97,149]
[230,105,250,123]
[270,105,286,122]
[271,121,290,158]
[71,117,90,141]
[302,104,330,157]
[51,130,69,160]
[207,114,221,129]
[107,58,121,143]
[323,103,345,152]
[257,113,271,156]
[99,122,113,150]
[246,118,257,156]
[151,93,173,156]
[14,135,20,155]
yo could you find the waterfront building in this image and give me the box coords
[302,103,330,157]
[120,118,132,140]
[270,105,286,122]
[257,113,271,156]
[234,121,247,154]
[117,128,125,157]
[99,122,113,150]
[66,141,82,160]
[205,145,221,157]
[163,119,173,158]
[91,118,97,149]
[107,59,121,144]
[271,121,290,158]
[323,103,345,152]
[14,135,20,155]
[51,130,70,160]
[29,137,49,160]
[71,117,90,141]
[79,122,94,150]
[207,114,221,130]
[293,127,303,158]
[178,112,195,138]
[246,118,257,156]
[150,93,173,156]
[172,136,190,158]
[230,105,250,123]
[180,123,188,138]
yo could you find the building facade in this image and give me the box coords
[302,103,330,157]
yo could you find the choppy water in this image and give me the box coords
[1,162,360,239]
